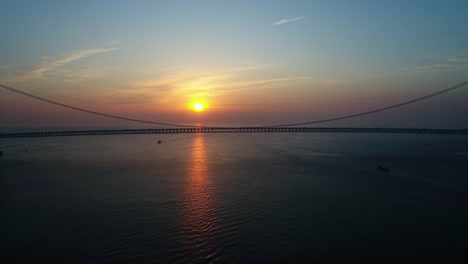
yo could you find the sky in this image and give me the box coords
[1,0,467,125]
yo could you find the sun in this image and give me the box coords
[193,103,205,112]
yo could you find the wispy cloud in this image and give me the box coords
[405,63,465,73]
[158,63,278,75]
[447,56,468,63]
[116,64,297,102]
[0,65,9,70]
[97,62,346,106]
[128,74,315,103]
[209,76,313,93]
[220,63,279,73]
[130,63,280,94]
[4,46,118,82]
[404,54,468,73]
[49,66,112,83]
[272,16,303,26]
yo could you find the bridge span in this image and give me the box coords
[1,127,468,138]
[1,82,468,137]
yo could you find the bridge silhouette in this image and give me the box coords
[1,81,468,138]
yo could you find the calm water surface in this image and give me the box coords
[1,133,468,263]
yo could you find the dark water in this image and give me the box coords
[1,133,468,263]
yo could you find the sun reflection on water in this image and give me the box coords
[182,134,220,261]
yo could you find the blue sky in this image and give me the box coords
[1,0,467,123]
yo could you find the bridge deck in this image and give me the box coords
[1,127,468,138]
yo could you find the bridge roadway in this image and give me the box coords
[1,127,468,138]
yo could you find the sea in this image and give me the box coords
[1,133,467,263]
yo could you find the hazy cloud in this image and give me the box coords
[126,63,314,102]
[158,63,278,75]
[272,16,303,26]
[404,54,468,73]
[4,46,118,82]
[50,66,112,83]
[405,64,465,73]
[131,63,280,92]
[212,77,313,93]
[447,56,468,63]
[220,63,279,73]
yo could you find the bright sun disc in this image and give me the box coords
[193,103,204,112]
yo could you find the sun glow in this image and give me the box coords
[193,103,205,112]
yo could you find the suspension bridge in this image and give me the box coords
[1,81,468,138]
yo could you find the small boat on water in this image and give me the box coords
[157,140,162,144]
[377,165,390,172]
